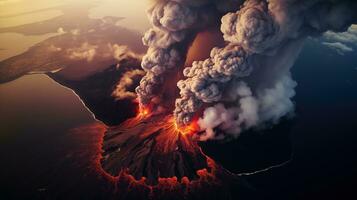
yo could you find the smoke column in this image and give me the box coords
[135,0,208,111]
[135,0,244,111]
[137,0,357,140]
[173,0,357,140]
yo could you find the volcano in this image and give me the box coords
[99,113,263,200]
[100,114,211,185]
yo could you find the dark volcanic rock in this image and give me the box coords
[48,57,143,126]
[99,115,263,200]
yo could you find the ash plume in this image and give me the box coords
[135,0,203,108]
[172,0,357,140]
[135,0,245,109]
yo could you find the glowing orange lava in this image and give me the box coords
[174,120,200,136]
[137,105,151,118]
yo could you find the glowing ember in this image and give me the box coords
[137,105,151,118]
[174,120,200,136]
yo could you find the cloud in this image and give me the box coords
[48,44,62,52]
[109,44,142,61]
[70,29,80,36]
[322,24,357,54]
[66,43,142,63]
[323,25,357,45]
[112,69,145,100]
[57,27,66,34]
[322,42,353,55]
[67,42,98,62]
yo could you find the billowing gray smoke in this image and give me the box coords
[173,0,357,140]
[137,0,357,140]
[135,0,205,108]
[135,0,244,109]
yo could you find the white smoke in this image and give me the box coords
[258,75,296,124]
[198,74,296,141]
[194,36,303,140]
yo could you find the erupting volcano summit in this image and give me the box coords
[99,0,357,197]
[100,113,209,184]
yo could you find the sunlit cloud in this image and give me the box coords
[322,24,357,55]
[322,42,354,55]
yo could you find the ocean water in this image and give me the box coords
[200,39,357,199]
[0,32,60,61]
[0,74,108,199]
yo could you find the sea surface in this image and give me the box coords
[0,74,110,199]
[0,32,60,61]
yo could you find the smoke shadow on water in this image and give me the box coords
[199,119,294,174]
